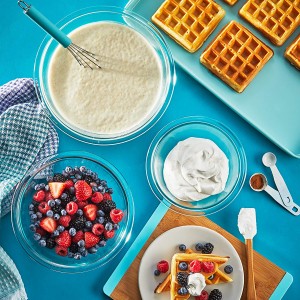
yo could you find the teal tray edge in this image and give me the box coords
[103,202,293,299]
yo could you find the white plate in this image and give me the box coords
[138,225,244,300]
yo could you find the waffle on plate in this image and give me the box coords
[239,0,300,46]
[285,34,300,69]
[200,21,273,92]
[152,0,225,52]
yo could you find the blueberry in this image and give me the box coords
[55,199,61,206]
[60,193,67,200]
[88,247,97,254]
[68,252,75,258]
[195,243,204,252]
[105,222,113,231]
[78,240,85,247]
[92,186,98,193]
[178,287,188,295]
[29,211,34,215]
[97,217,105,224]
[95,179,100,185]
[39,239,46,247]
[44,184,49,192]
[39,183,45,190]
[97,210,105,217]
[97,186,105,192]
[94,244,100,249]
[98,240,106,247]
[179,262,188,271]
[48,200,55,207]
[179,244,186,251]
[69,228,77,236]
[46,176,53,182]
[34,184,41,191]
[86,169,92,175]
[74,253,82,260]
[74,166,80,173]
[29,224,36,232]
[85,221,92,228]
[75,173,82,180]
[34,233,41,241]
[61,209,67,216]
[57,225,65,233]
[76,209,83,216]
[79,166,86,173]
[224,265,233,274]
[78,247,86,253]
[72,179,78,183]
[36,212,43,219]
[29,204,35,211]
[92,173,98,180]
[54,214,60,220]
[53,230,59,237]
[100,180,107,187]
[34,221,40,227]
[107,188,113,194]
[81,250,88,257]
[65,166,73,173]
[30,214,37,221]
[154,269,161,276]
[69,187,75,195]
[62,171,69,178]
[114,224,120,230]
[46,210,54,217]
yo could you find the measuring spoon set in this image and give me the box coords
[250,152,300,216]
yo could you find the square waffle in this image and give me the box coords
[239,0,300,46]
[151,0,225,53]
[200,21,273,93]
[285,34,300,69]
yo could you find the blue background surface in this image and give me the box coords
[0,0,299,299]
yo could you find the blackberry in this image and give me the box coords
[53,173,66,182]
[52,205,62,215]
[99,234,107,241]
[98,200,116,213]
[103,215,112,224]
[84,176,94,184]
[208,289,222,300]
[70,216,86,231]
[202,242,214,254]
[69,243,79,253]
[176,272,189,286]
[46,238,56,249]
[60,192,72,207]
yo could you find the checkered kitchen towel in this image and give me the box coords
[0,78,59,299]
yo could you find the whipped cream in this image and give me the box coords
[238,208,257,239]
[163,137,229,201]
[187,273,206,296]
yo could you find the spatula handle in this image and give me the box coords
[246,239,257,300]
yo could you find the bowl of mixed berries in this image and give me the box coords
[11,151,134,273]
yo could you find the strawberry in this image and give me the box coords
[33,190,45,202]
[83,204,97,221]
[66,201,78,215]
[55,231,71,248]
[189,260,201,273]
[59,215,71,227]
[104,230,115,239]
[110,209,124,223]
[84,232,99,248]
[40,217,57,233]
[157,260,169,273]
[77,201,88,209]
[55,246,68,256]
[45,192,53,201]
[91,192,103,204]
[38,201,50,214]
[35,227,47,237]
[92,223,104,236]
[64,180,74,189]
[103,193,112,201]
[195,290,209,300]
[72,230,84,243]
[75,180,92,201]
[49,182,65,198]
[201,261,215,273]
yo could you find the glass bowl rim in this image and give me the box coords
[11,151,134,273]
[33,5,176,145]
[145,116,247,216]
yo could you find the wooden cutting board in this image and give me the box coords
[104,205,292,300]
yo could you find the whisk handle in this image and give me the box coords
[23,4,71,48]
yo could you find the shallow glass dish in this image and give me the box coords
[34,6,175,145]
[11,152,134,273]
[146,116,247,216]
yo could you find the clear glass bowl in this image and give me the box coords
[34,6,175,145]
[11,152,134,273]
[146,116,247,216]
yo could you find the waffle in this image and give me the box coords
[200,21,273,92]
[239,0,300,46]
[285,34,300,69]
[151,0,225,53]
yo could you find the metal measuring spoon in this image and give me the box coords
[249,173,300,216]
[262,152,293,207]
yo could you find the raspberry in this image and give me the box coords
[64,180,74,189]
[157,260,169,273]
[91,192,103,204]
[104,230,115,239]
[196,290,209,300]
[36,228,47,237]
[189,259,201,273]
[103,193,112,200]
[66,201,78,215]
[33,190,45,202]
[72,230,84,243]
[38,202,50,214]
[55,246,68,256]
[77,201,88,209]
[92,224,104,236]
[110,209,124,223]
[201,261,215,273]
[59,215,71,227]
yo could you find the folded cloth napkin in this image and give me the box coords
[0,78,59,299]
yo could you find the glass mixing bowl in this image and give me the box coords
[11,152,134,273]
[34,6,175,145]
[146,116,247,216]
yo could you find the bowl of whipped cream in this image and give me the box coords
[34,6,175,144]
[146,116,247,216]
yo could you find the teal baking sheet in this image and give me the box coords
[126,0,300,158]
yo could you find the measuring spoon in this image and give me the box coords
[262,152,293,207]
[249,173,300,216]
